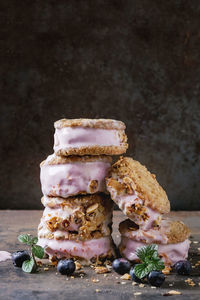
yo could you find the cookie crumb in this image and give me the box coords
[163,290,181,296]
[132,282,137,286]
[75,261,82,271]
[194,261,200,267]
[106,264,112,271]
[139,283,145,288]
[185,278,196,286]
[44,267,49,271]
[120,273,131,280]
[96,289,100,293]
[92,279,99,283]
[134,292,142,296]
[162,266,172,275]
[95,266,109,274]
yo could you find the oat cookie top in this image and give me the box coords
[166,220,190,244]
[40,154,112,166]
[107,157,170,214]
[41,193,113,211]
[54,118,126,130]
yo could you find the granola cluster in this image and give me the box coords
[38,194,113,241]
[126,203,149,222]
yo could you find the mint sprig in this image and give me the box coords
[18,234,38,246]
[22,256,36,273]
[32,245,44,259]
[18,234,44,273]
[134,244,165,279]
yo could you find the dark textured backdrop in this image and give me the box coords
[1,0,200,210]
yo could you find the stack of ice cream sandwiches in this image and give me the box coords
[38,118,190,267]
[106,157,191,266]
[38,118,128,264]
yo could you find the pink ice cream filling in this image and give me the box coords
[54,127,122,152]
[107,185,161,230]
[119,237,190,266]
[40,154,111,198]
[38,237,114,260]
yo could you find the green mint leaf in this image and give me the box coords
[135,261,164,279]
[135,244,165,279]
[134,263,149,279]
[153,259,165,271]
[18,234,33,245]
[136,244,158,263]
[22,257,36,273]
[152,250,160,260]
[32,245,44,259]
[31,237,38,245]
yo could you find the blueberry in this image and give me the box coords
[12,251,30,268]
[174,260,192,275]
[147,271,165,287]
[129,265,143,283]
[57,259,75,275]
[112,258,131,275]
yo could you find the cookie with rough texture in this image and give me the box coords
[106,157,170,229]
[119,218,190,266]
[54,118,126,130]
[40,154,112,198]
[40,154,112,166]
[166,220,190,244]
[38,194,113,241]
[53,118,128,156]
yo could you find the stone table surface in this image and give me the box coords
[0,210,200,300]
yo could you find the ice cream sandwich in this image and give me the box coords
[38,193,115,264]
[106,157,170,229]
[53,118,128,156]
[119,219,190,266]
[40,154,112,198]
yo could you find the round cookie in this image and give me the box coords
[40,154,112,198]
[106,157,170,229]
[53,118,128,156]
[119,218,190,266]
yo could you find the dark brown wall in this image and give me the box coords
[1,0,200,209]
